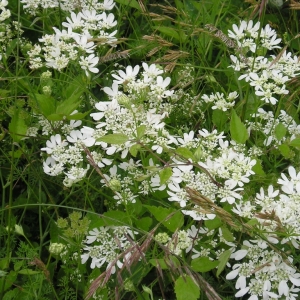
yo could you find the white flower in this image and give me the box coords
[73,35,96,53]
[112,65,140,84]
[41,134,68,155]
[79,54,99,76]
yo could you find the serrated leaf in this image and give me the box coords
[30,93,56,116]
[159,167,172,185]
[56,89,83,115]
[98,133,129,144]
[252,159,265,175]
[290,138,300,148]
[204,217,222,230]
[153,26,180,41]
[18,269,41,275]
[175,275,200,300]
[137,125,147,139]
[217,249,232,277]
[129,144,141,157]
[150,256,180,270]
[278,144,291,158]
[221,226,234,242]
[135,174,151,181]
[66,111,90,120]
[274,123,286,141]
[212,109,228,130]
[230,109,248,144]
[145,205,184,232]
[47,114,65,121]
[191,257,219,272]
[102,211,131,226]
[175,147,195,160]
[0,271,17,292]
[9,110,27,142]
[134,217,152,231]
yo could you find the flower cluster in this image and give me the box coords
[27,0,117,74]
[81,226,137,274]
[21,0,115,15]
[246,108,300,147]
[227,239,300,299]
[229,20,300,105]
[0,0,10,22]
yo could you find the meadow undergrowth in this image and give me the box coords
[1,0,300,299]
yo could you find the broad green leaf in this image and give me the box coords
[66,111,90,120]
[230,109,248,144]
[103,211,131,226]
[274,123,286,141]
[217,249,232,277]
[115,0,141,10]
[134,217,152,231]
[145,205,184,232]
[150,256,180,270]
[153,26,180,41]
[18,269,41,275]
[278,144,291,158]
[130,144,141,157]
[30,93,56,116]
[205,217,222,230]
[56,89,83,115]
[175,147,195,160]
[191,257,219,272]
[98,133,129,144]
[47,114,64,121]
[252,159,265,175]
[290,138,300,148]
[0,271,17,292]
[137,125,147,139]
[9,109,27,142]
[221,226,234,242]
[212,109,228,130]
[159,167,172,185]
[175,275,200,300]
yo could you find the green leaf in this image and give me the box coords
[66,111,90,120]
[0,271,17,292]
[137,125,147,139]
[98,133,129,144]
[9,109,27,142]
[115,0,141,10]
[56,89,83,115]
[290,138,300,148]
[175,147,195,160]
[204,217,222,230]
[274,123,286,141]
[230,109,248,144]
[129,144,141,157]
[150,256,180,270]
[30,93,56,116]
[134,217,152,231]
[103,211,131,226]
[18,269,41,275]
[191,257,219,272]
[278,144,291,158]
[175,275,200,300]
[159,167,172,185]
[252,159,265,175]
[221,226,234,242]
[145,205,184,232]
[153,26,180,41]
[212,109,228,130]
[47,114,65,121]
[217,249,232,277]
